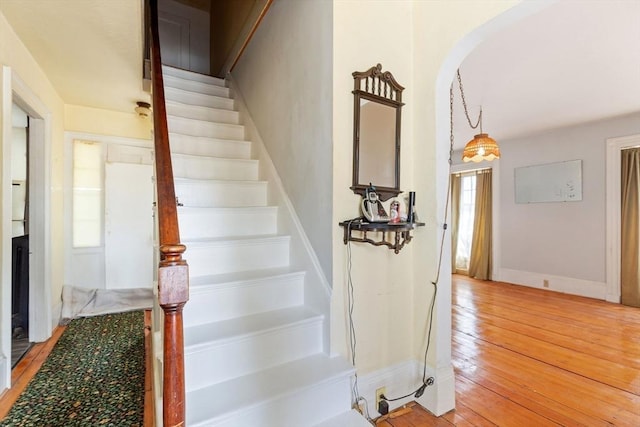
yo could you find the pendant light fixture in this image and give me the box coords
[456,70,500,163]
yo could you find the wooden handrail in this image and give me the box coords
[147,0,189,426]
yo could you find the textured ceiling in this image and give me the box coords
[452,0,640,148]
[0,0,149,113]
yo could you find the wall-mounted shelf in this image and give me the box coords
[339,219,424,254]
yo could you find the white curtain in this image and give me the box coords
[454,173,476,273]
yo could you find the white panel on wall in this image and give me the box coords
[158,12,191,70]
[515,159,582,203]
[72,248,105,289]
[104,162,153,289]
[107,143,154,165]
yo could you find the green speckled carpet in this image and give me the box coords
[0,311,145,427]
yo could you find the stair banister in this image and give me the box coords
[147,0,189,425]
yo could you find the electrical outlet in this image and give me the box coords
[375,386,386,408]
[543,279,549,288]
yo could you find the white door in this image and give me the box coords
[104,162,153,289]
[158,11,191,70]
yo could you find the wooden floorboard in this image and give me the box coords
[2,280,639,426]
[0,324,65,419]
[377,275,640,426]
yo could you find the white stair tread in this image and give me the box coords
[189,266,301,287]
[174,178,268,208]
[184,305,321,347]
[162,65,226,87]
[186,354,355,424]
[169,133,251,147]
[312,410,373,427]
[164,86,235,110]
[168,112,240,122]
[175,177,267,185]
[164,74,230,98]
[184,234,287,245]
[165,99,233,111]
[169,134,251,160]
[166,100,240,123]
[168,114,244,130]
[178,205,276,214]
[172,151,257,164]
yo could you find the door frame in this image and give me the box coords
[605,133,640,303]
[1,66,52,390]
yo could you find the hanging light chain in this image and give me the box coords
[449,81,455,165]
[456,69,482,132]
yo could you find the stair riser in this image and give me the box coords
[166,102,240,124]
[189,376,352,427]
[186,238,290,276]
[185,319,322,390]
[170,134,251,159]
[168,116,245,140]
[164,74,230,98]
[179,208,277,240]
[164,70,353,427]
[175,181,267,208]
[183,274,304,326]
[172,155,258,181]
[162,66,227,87]
[165,87,234,110]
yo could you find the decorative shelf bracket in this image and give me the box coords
[339,220,424,254]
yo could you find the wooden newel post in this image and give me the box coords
[159,244,189,427]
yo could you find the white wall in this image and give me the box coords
[231,0,334,279]
[333,0,522,417]
[0,9,66,392]
[497,112,640,298]
[230,0,525,417]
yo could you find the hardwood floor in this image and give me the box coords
[0,324,66,419]
[2,281,638,426]
[377,275,640,426]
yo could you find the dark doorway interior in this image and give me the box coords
[11,234,30,367]
[11,104,31,367]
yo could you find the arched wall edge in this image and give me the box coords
[424,0,558,416]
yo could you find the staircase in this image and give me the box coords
[160,65,371,427]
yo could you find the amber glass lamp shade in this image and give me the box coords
[462,133,500,163]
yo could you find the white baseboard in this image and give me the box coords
[355,359,451,418]
[226,75,332,351]
[417,364,455,416]
[0,354,7,392]
[499,268,607,300]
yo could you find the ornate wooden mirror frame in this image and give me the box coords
[351,63,404,201]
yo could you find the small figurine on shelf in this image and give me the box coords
[389,199,401,223]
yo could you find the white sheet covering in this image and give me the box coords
[60,285,153,325]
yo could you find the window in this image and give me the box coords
[455,173,476,272]
[72,140,102,247]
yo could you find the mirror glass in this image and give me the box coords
[358,99,396,188]
[351,64,404,201]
